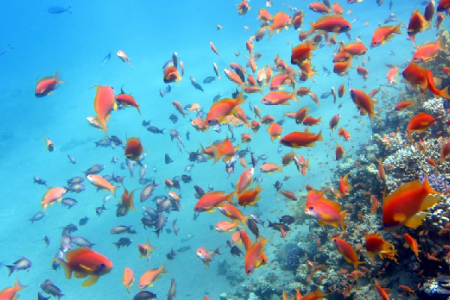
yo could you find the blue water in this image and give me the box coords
[0,0,443,299]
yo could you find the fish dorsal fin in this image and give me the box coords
[65,247,90,261]
[383,179,422,206]
[316,14,344,23]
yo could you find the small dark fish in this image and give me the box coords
[29,211,46,223]
[181,174,192,183]
[213,93,221,102]
[147,126,165,134]
[274,181,283,192]
[184,164,194,173]
[0,44,12,56]
[172,219,179,236]
[169,114,178,124]
[102,52,111,65]
[40,279,64,300]
[258,154,268,161]
[114,237,132,249]
[5,257,32,276]
[168,278,177,300]
[111,157,118,164]
[186,130,190,140]
[230,246,244,257]
[190,77,204,92]
[110,225,136,234]
[110,135,123,146]
[67,154,76,164]
[116,205,128,217]
[83,164,105,175]
[166,247,178,260]
[67,176,84,185]
[247,218,260,238]
[209,225,214,231]
[165,154,174,164]
[141,217,156,229]
[95,138,111,147]
[267,220,291,235]
[48,6,71,14]
[33,176,47,186]
[212,124,221,133]
[389,0,393,10]
[38,292,51,300]
[66,184,86,193]
[177,246,191,252]
[62,224,78,235]
[96,204,106,216]
[279,215,295,225]
[79,217,89,226]
[193,212,200,221]
[61,197,78,208]
[321,92,332,99]
[250,214,264,226]
[142,119,152,127]
[250,152,259,168]
[133,291,157,300]
[203,76,216,84]
[377,0,384,5]
[44,236,50,247]
[60,234,72,253]
[194,185,204,198]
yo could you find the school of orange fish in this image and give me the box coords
[2,0,450,299]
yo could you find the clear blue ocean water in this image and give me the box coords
[0,0,443,299]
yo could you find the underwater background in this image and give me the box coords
[1,0,450,299]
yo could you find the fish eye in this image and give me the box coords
[309,206,313,210]
[247,269,252,274]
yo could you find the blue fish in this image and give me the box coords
[102,52,111,65]
[47,6,71,14]
[0,44,12,56]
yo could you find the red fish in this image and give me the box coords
[163,66,182,83]
[238,185,264,207]
[349,89,378,121]
[280,131,323,148]
[365,233,398,263]
[404,233,421,262]
[291,41,317,66]
[211,137,239,164]
[403,63,450,99]
[0,278,26,299]
[371,23,402,47]
[92,85,117,135]
[55,247,113,287]
[125,137,144,161]
[209,42,220,56]
[408,9,430,36]
[412,36,444,62]
[196,247,221,267]
[139,264,166,289]
[35,69,66,97]
[333,238,364,268]
[194,191,235,213]
[309,15,351,37]
[264,12,291,38]
[394,100,414,111]
[206,91,245,125]
[382,175,441,230]
[267,123,283,141]
[115,88,140,114]
[305,197,347,231]
[245,237,268,275]
[237,0,250,15]
[407,112,435,142]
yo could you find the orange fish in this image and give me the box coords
[224,68,245,87]
[115,88,140,114]
[357,64,369,80]
[291,41,317,66]
[404,233,421,262]
[305,197,347,231]
[408,9,430,36]
[211,137,239,164]
[218,203,250,226]
[303,116,322,126]
[295,107,309,124]
[338,128,351,140]
[309,15,351,37]
[371,23,402,47]
[55,247,113,287]
[382,175,441,230]
[407,112,435,142]
[339,173,352,196]
[44,136,55,152]
[264,12,291,38]
[120,187,138,211]
[267,123,283,141]
[387,66,399,83]
[333,59,352,76]
[280,131,323,148]
[122,267,134,294]
[0,278,26,299]
[349,89,378,121]
[92,85,117,135]
[191,118,209,132]
[41,187,67,211]
[87,174,120,196]
[329,114,340,130]
[125,137,144,161]
[194,191,234,213]
[338,83,346,97]
[340,41,367,56]
[292,10,304,29]
[245,237,268,275]
[437,0,450,12]
[35,69,66,97]
[441,140,450,160]
[209,41,220,56]
[377,159,386,182]
[309,2,330,14]
[235,168,254,195]
[336,143,344,160]
[241,133,252,144]
[117,50,133,67]
[261,91,298,105]
[333,238,364,268]
[238,185,264,207]
[412,36,444,63]
[375,282,390,300]
[196,247,220,267]
[206,91,245,125]
[215,221,241,232]
[138,264,166,289]
[259,162,283,174]
[394,100,414,111]
[258,8,273,23]
[332,2,344,14]
[237,0,250,15]
[365,233,398,263]
[137,238,156,261]
[163,66,182,83]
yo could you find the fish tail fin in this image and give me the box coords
[315,288,328,299]
[264,26,274,39]
[13,277,27,291]
[5,265,15,276]
[353,259,365,269]
[55,258,72,279]
[235,89,246,105]
[340,210,347,232]
[226,192,236,204]
[309,22,317,35]
[111,185,120,197]
[393,23,402,34]
[213,247,221,256]
[316,130,324,141]
[438,86,450,100]
[211,144,224,164]
[94,116,108,136]
[290,91,299,102]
